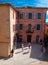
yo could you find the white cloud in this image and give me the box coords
[38,0,48,3]
[46,11,48,14]
[36,0,48,7]
[36,3,48,7]
[46,19,48,22]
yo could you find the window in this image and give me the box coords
[36,35,40,43]
[28,13,34,19]
[20,24,24,29]
[36,13,42,19]
[16,24,20,30]
[36,24,40,30]
[19,13,23,19]
[16,24,24,30]
[28,24,31,31]
[17,35,22,42]
[36,24,42,30]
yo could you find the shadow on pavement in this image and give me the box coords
[30,44,48,62]
[23,51,29,55]
[15,51,22,54]
[0,56,11,60]
[15,47,28,54]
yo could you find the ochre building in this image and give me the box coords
[0,3,48,57]
[0,4,17,57]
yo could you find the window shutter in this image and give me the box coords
[16,25,20,30]
[28,13,29,19]
[23,12,24,19]
[25,13,28,19]
[36,13,38,19]
[32,13,34,19]
[40,25,42,30]
[19,13,23,19]
[23,25,24,29]
[42,13,43,19]
[35,25,37,30]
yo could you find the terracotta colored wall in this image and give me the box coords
[0,5,16,57]
[0,5,10,57]
[16,8,47,43]
[0,43,10,57]
[0,5,10,42]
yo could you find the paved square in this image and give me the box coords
[0,44,48,65]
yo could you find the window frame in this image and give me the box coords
[36,12,42,19]
[36,24,40,30]
[28,24,32,31]
[28,13,34,19]
[16,24,24,30]
[19,12,23,19]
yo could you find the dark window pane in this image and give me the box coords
[36,35,40,43]
[20,24,24,30]
[37,13,42,19]
[20,24,23,29]
[16,24,20,30]
[37,24,40,30]
[28,13,33,19]
[28,24,31,31]
[19,13,23,19]
[16,24,24,30]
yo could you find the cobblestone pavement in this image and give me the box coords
[0,44,48,65]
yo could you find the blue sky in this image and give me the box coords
[0,0,48,23]
[0,0,48,7]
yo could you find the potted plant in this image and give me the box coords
[10,49,14,57]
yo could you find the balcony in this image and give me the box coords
[26,30,34,33]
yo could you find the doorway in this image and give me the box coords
[16,35,22,48]
[36,35,40,43]
[27,35,31,43]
